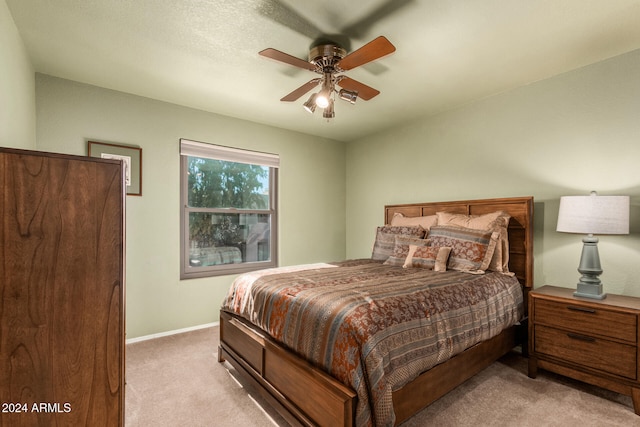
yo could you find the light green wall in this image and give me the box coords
[0,0,35,148]
[347,48,640,297]
[35,74,346,338]
[14,14,640,336]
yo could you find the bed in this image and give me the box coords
[218,196,533,426]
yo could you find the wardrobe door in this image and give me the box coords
[0,148,125,426]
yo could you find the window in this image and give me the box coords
[180,139,279,279]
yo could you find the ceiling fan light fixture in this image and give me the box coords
[303,94,317,113]
[338,89,358,104]
[315,76,333,108]
[315,92,330,109]
[323,99,335,119]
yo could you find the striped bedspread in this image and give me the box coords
[222,259,524,426]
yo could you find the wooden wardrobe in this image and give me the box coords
[0,147,125,426]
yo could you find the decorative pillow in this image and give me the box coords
[391,213,438,232]
[371,225,425,261]
[403,245,452,271]
[383,236,430,266]
[436,211,511,273]
[428,225,498,273]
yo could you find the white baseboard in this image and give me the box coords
[126,321,219,344]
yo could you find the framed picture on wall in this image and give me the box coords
[88,140,142,196]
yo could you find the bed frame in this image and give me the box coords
[218,196,534,426]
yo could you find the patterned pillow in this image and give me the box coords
[391,213,438,232]
[428,225,499,273]
[383,236,430,266]
[436,211,511,273]
[371,226,425,261]
[403,245,452,271]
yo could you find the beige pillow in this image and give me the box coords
[403,245,452,271]
[435,211,510,273]
[391,213,438,232]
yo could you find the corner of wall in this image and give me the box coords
[0,0,36,149]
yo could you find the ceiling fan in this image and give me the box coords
[259,36,396,119]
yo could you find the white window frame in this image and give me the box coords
[180,139,279,279]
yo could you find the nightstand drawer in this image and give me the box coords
[535,325,637,379]
[534,299,637,343]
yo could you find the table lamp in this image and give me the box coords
[556,191,629,299]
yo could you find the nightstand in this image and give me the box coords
[528,285,640,415]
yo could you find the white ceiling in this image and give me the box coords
[7,0,640,142]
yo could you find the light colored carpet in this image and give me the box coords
[125,326,637,426]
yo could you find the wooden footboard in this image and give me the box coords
[220,310,521,426]
[219,311,356,427]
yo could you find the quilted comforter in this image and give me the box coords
[222,259,524,426]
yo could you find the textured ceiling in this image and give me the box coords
[7,0,640,142]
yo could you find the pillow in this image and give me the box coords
[436,211,511,273]
[371,226,425,261]
[391,213,438,232]
[428,225,498,273]
[383,236,430,266]
[403,245,452,271]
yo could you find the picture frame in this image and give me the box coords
[88,141,142,196]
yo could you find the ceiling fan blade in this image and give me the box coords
[280,79,321,102]
[259,48,316,71]
[257,0,322,40]
[337,36,396,71]
[337,77,380,101]
[341,0,413,39]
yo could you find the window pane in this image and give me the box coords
[180,144,278,279]
[188,212,271,267]
[187,156,269,209]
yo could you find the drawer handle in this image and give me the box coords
[567,305,596,314]
[567,332,596,342]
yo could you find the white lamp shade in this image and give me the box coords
[557,193,629,235]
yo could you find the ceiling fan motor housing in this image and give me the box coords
[309,44,347,72]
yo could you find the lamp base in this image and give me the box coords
[573,282,607,300]
[573,235,606,299]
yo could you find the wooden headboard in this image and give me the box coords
[384,196,534,289]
